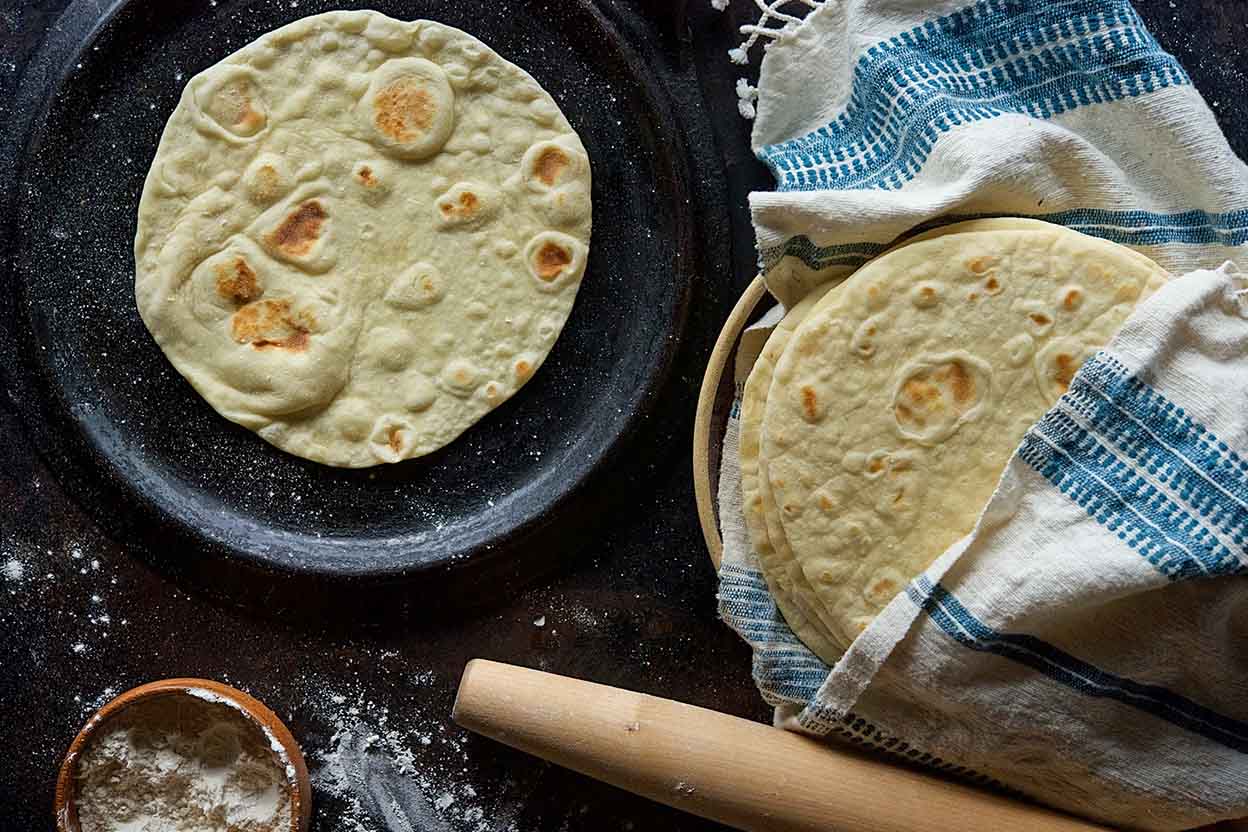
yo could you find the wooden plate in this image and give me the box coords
[693,274,769,568]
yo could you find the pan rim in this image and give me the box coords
[1,0,705,583]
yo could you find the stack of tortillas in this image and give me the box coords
[739,218,1169,664]
[134,11,591,467]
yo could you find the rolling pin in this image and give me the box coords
[453,659,1107,832]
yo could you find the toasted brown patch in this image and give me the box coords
[967,292,979,302]
[535,242,572,281]
[230,299,311,352]
[515,360,533,381]
[214,80,265,134]
[262,329,309,351]
[374,78,434,142]
[231,298,285,341]
[357,166,377,187]
[892,489,905,504]
[533,147,569,186]
[214,257,261,304]
[895,359,982,438]
[867,458,885,474]
[968,256,996,274]
[869,577,897,598]
[1063,288,1082,310]
[253,165,280,200]
[921,286,936,298]
[440,191,482,221]
[903,379,941,404]
[936,361,975,404]
[800,386,819,422]
[1030,313,1051,326]
[265,200,327,258]
[984,277,1001,293]
[895,403,922,425]
[388,426,403,453]
[818,494,834,511]
[1054,353,1078,390]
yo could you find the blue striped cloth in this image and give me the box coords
[717,1,1248,828]
[748,0,1248,308]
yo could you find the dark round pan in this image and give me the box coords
[1,0,707,607]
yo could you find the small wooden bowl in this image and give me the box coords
[692,274,769,569]
[53,678,312,832]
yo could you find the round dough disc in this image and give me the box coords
[762,221,1167,651]
[739,284,843,665]
[134,11,592,467]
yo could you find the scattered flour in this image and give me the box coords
[74,693,292,832]
[2,559,24,582]
[304,684,510,832]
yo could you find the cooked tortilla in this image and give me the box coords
[761,220,1167,651]
[739,285,842,664]
[135,11,592,466]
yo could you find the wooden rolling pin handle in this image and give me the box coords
[453,659,1107,832]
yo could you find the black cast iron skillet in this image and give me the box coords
[0,0,720,619]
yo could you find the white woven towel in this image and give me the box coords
[715,1,1248,829]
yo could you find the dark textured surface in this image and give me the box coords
[7,0,706,593]
[1,1,1245,831]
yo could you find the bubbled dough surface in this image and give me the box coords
[135,11,592,467]
[750,220,1049,663]
[761,222,1168,652]
[738,285,843,666]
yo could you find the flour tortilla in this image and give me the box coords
[748,220,1060,663]
[739,285,842,665]
[135,11,592,466]
[889,217,1170,275]
[761,221,1167,652]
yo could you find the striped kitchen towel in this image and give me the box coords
[714,1,1248,829]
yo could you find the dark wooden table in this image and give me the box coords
[1,2,1244,830]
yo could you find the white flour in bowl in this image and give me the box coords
[73,692,292,832]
